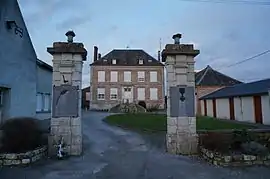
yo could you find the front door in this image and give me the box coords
[122,87,133,103]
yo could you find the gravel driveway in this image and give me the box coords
[1,111,270,179]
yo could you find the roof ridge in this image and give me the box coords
[196,65,211,85]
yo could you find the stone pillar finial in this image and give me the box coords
[172,33,182,44]
[65,30,76,43]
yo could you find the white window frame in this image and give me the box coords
[137,71,145,82]
[150,88,158,100]
[43,93,51,112]
[139,59,143,64]
[112,59,117,64]
[110,88,118,100]
[36,92,43,112]
[110,71,118,82]
[150,71,157,82]
[97,88,105,100]
[124,71,131,82]
[98,71,105,82]
[137,88,145,100]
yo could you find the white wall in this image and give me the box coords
[200,100,205,116]
[234,97,243,122]
[262,95,270,125]
[206,100,213,117]
[241,96,254,123]
[201,94,270,125]
[216,98,230,119]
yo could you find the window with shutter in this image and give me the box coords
[150,88,158,100]
[137,71,145,82]
[36,93,43,112]
[97,88,105,100]
[98,71,105,82]
[110,71,118,82]
[110,88,118,100]
[150,71,157,82]
[137,88,145,100]
[124,71,131,82]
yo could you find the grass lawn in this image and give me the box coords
[104,113,256,133]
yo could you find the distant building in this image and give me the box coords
[81,86,90,110]
[89,46,165,110]
[195,65,242,115]
[0,0,52,124]
[199,78,270,125]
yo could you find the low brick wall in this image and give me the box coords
[200,147,270,167]
[0,146,47,166]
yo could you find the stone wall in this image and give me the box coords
[200,147,270,167]
[198,129,270,166]
[0,146,47,166]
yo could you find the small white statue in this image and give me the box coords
[57,137,64,159]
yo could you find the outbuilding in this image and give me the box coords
[199,78,270,125]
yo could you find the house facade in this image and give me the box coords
[199,78,270,125]
[0,0,52,123]
[195,65,242,115]
[89,47,165,110]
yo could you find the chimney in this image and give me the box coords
[98,53,101,60]
[93,46,98,61]
[158,51,161,61]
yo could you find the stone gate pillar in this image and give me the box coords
[162,33,200,155]
[47,31,87,156]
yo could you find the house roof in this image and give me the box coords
[195,65,242,86]
[200,78,270,100]
[36,59,53,72]
[90,49,164,66]
[82,86,90,92]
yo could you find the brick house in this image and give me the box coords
[195,65,242,115]
[89,46,165,110]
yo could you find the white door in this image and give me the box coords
[122,87,133,103]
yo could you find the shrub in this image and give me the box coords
[199,132,233,153]
[147,104,160,112]
[0,117,44,153]
[138,101,146,109]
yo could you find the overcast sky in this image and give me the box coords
[18,0,270,87]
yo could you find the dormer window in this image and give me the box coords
[139,59,143,65]
[112,59,117,64]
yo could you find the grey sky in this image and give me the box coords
[18,0,270,87]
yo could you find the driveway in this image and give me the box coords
[1,111,270,179]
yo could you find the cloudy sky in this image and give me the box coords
[18,0,270,87]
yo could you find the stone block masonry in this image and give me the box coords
[47,31,87,156]
[0,146,47,166]
[162,33,200,155]
[200,147,270,167]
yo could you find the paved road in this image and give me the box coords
[1,111,270,179]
